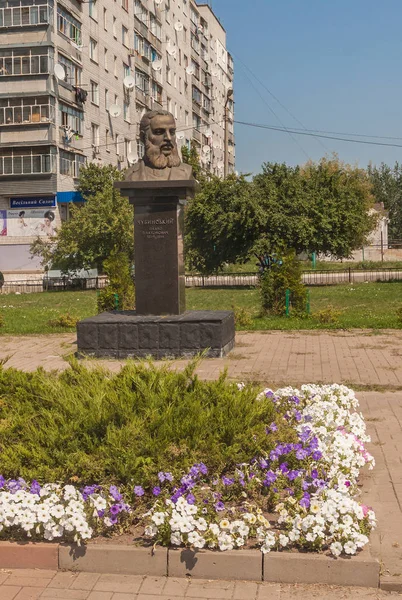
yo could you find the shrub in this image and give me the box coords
[0,314,4,328]
[396,305,402,326]
[0,359,277,487]
[232,305,253,329]
[260,250,307,316]
[314,306,341,325]
[48,313,78,328]
[97,249,134,312]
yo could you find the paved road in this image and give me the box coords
[0,570,398,599]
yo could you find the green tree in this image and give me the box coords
[254,157,377,259]
[181,140,204,182]
[368,162,402,240]
[97,248,135,311]
[260,249,307,316]
[31,164,133,273]
[185,174,264,274]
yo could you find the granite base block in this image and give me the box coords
[77,310,235,359]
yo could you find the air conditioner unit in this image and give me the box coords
[92,145,100,154]
[128,48,136,56]
[118,154,125,162]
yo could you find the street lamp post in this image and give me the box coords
[224,88,233,178]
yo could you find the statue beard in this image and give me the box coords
[144,139,181,169]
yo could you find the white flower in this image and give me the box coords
[171,532,182,546]
[219,519,230,530]
[151,512,166,526]
[330,542,343,557]
[344,541,357,555]
[279,534,289,547]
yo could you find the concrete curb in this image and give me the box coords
[0,541,383,589]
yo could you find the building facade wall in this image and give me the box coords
[0,0,234,274]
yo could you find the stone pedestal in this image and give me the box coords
[77,310,235,359]
[117,180,195,316]
[76,179,236,360]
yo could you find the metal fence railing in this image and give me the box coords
[1,268,402,294]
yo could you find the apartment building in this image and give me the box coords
[0,0,235,275]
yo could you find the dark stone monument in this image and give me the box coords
[77,110,235,359]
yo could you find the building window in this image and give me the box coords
[103,7,107,29]
[185,110,189,126]
[60,150,85,177]
[150,13,161,39]
[58,53,81,86]
[192,112,201,130]
[91,123,99,146]
[167,97,171,113]
[112,16,116,37]
[135,69,149,94]
[151,81,162,104]
[166,64,171,84]
[90,80,99,105]
[192,85,201,105]
[0,1,51,27]
[122,0,128,11]
[105,88,109,110]
[57,7,82,44]
[106,128,111,152]
[134,0,147,24]
[137,139,145,158]
[104,48,108,70]
[0,47,51,77]
[59,102,83,135]
[114,55,117,77]
[0,96,55,126]
[89,38,98,62]
[123,101,130,122]
[89,0,97,20]
[122,25,128,47]
[124,138,131,157]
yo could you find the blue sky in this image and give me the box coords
[210,0,402,175]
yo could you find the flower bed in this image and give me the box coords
[0,384,375,558]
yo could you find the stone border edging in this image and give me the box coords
[0,541,381,589]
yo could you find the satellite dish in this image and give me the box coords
[213,142,220,149]
[155,0,163,4]
[186,64,195,75]
[123,75,135,90]
[202,145,211,154]
[211,68,220,77]
[205,128,212,138]
[152,59,162,71]
[127,152,138,164]
[166,43,176,57]
[70,40,83,51]
[176,132,185,140]
[54,63,66,80]
[174,21,183,32]
[109,104,121,118]
[217,161,224,169]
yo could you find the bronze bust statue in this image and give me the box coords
[125,110,194,182]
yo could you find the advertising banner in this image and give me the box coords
[6,209,56,237]
[0,210,6,236]
[10,196,56,209]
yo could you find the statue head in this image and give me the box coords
[140,110,181,169]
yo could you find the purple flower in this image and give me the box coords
[153,486,161,496]
[291,395,300,405]
[301,481,309,491]
[214,501,225,512]
[259,459,269,469]
[311,469,319,479]
[197,463,208,475]
[189,466,199,477]
[265,390,274,397]
[158,472,166,482]
[294,410,302,422]
[345,481,351,488]
[296,449,308,460]
[263,471,277,486]
[287,470,300,481]
[299,494,310,509]
[299,428,312,443]
[304,415,313,422]
[165,472,173,481]
[81,485,99,501]
[134,486,144,497]
[0,475,5,489]
[279,462,289,474]
[7,479,22,493]
[30,480,41,496]
[110,504,122,516]
[187,493,196,505]
[109,485,122,502]
[222,476,234,486]
[109,515,118,525]
[97,509,105,518]
[312,451,322,461]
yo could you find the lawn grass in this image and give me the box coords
[218,259,402,273]
[0,282,402,335]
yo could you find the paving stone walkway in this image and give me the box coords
[1,330,402,387]
[1,331,402,596]
[0,570,399,600]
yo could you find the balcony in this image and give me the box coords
[0,152,55,176]
[192,129,201,143]
[0,99,54,126]
[59,151,85,178]
[0,1,52,28]
[0,49,52,77]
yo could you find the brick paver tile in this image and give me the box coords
[233,581,258,599]
[161,578,189,596]
[14,587,43,600]
[0,572,11,584]
[138,577,166,595]
[87,593,113,600]
[40,589,90,599]
[94,575,143,594]
[9,571,57,579]
[70,574,101,591]
[0,586,22,600]
[48,573,78,589]
[256,583,281,599]
[4,578,53,589]
[186,579,234,599]
[110,595,137,600]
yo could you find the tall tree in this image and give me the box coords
[31,164,133,273]
[368,162,402,240]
